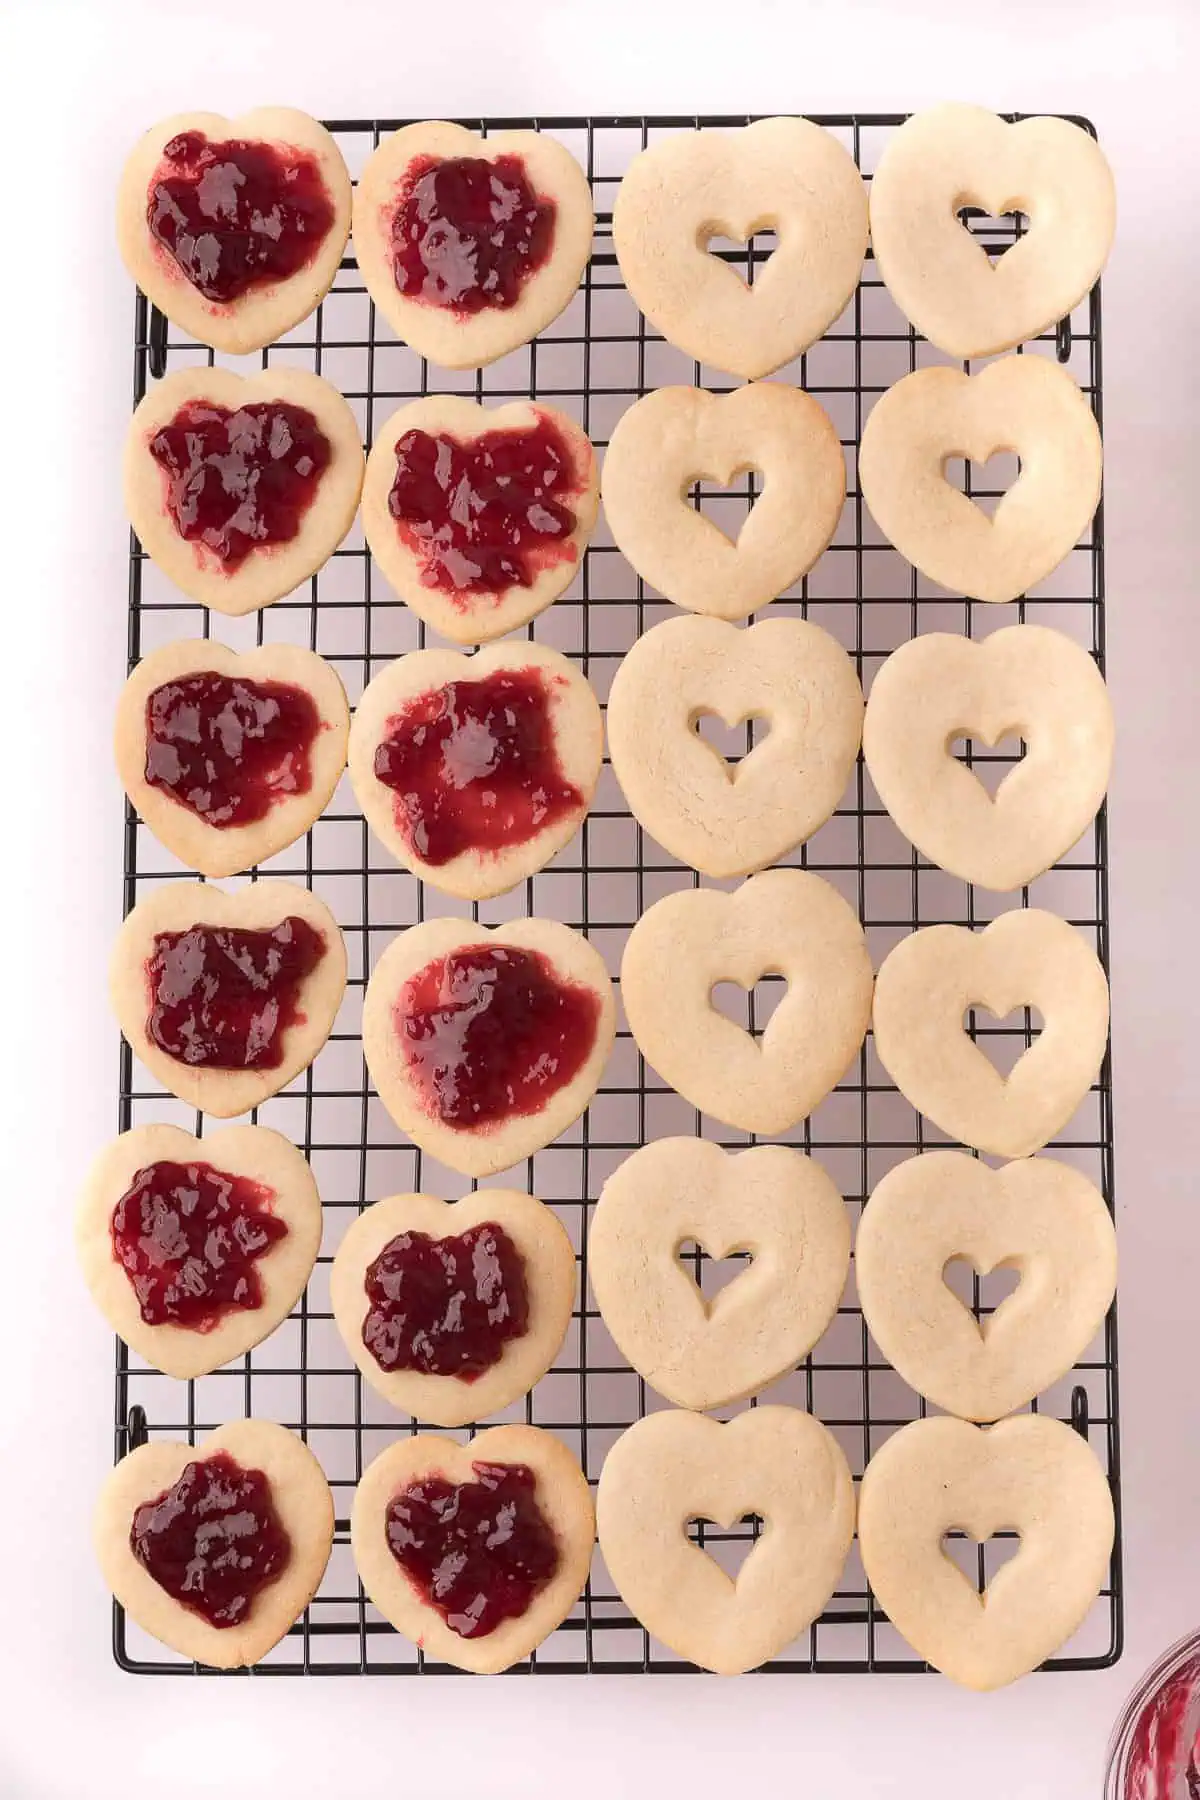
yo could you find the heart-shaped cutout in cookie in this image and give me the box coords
[590,1139,850,1409]
[601,384,845,619]
[607,615,862,877]
[596,1406,855,1674]
[869,105,1116,360]
[77,1124,323,1380]
[613,117,867,380]
[856,1151,1116,1421]
[872,909,1109,1158]
[116,640,350,878]
[110,878,347,1119]
[125,365,365,616]
[352,1425,594,1673]
[858,357,1102,604]
[621,869,873,1134]
[858,1414,1114,1688]
[330,1189,576,1426]
[95,1419,334,1668]
[863,625,1114,890]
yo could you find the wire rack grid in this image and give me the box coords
[115,112,1119,1676]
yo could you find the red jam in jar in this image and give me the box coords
[389,153,554,314]
[145,916,326,1071]
[145,671,321,829]
[130,1450,291,1629]
[362,1222,529,1381]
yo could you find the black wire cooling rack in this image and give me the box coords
[115,113,1119,1675]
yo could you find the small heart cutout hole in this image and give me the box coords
[942,451,1022,520]
[685,469,763,546]
[710,974,786,1034]
[948,730,1027,798]
[703,227,780,289]
[678,1237,753,1312]
[955,204,1030,260]
[691,708,770,777]
[941,1525,1022,1598]
[962,1002,1045,1079]
[687,1512,765,1584]
[942,1254,1022,1337]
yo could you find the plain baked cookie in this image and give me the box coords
[116,639,350,878]
[329,1189,575,1426]
[110,878,347,1119]
[612,117,867,380]
[117,110,352,354]
[77,1123,322,1380]
[606,615,862,877]
[351,1425,594,1672]
[353,122,594,368]
[596,1406,855,1674]
[857,1414,1114,1689]
[869,105,1116,360]
[856,1150,1116,1422]
[858,356,1102,604]
[125,366,364,616]
[871,909,1109,1158]
[348,640,602,900]
[589,1139,850,1409]
[862,625,1114,891]
[620,869,873,1134]
[95,1419,334,1669]
[600,384,845,619]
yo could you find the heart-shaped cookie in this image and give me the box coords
[858,357,1102,604]
[590,1139,850,1409]
[353,121,595,369]
[349,641,602,900]
[620,869,873,1134]
[110,878,347,1119]
[606,615,862,877]
[856,1151,1116,1422]
[330,1189,575,1426]
[869,105,1116,360]
[613,117,868,380]
[94,1419,334,1669]
[600,384,845,620]
[117,109,352,354]
[77,1124,323,1380]
[596,1406,855,1674]
[116,640,350,878]
[857,1414,1114,1689]
[862,625,1114,891]
[871,909,1109,1158]
[351,1424,594,1673]
[363,916,616,1178]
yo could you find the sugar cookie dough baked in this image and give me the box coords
[871,909,1109,1158]
[862,625,1113,890]
[606,615,862,877]
[856,1150,1116,1421]
[596,1406,855,1674]
[858,357,1102,605]
[857,1414,1114,1689]
[613,117,867,380]
[600,384,844,619]
[869,105,1115,360]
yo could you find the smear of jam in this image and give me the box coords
[145,916,326,1070]
[130,1449,291,1630]
[385,1460,559,1638]
[145,671,321,829]
[389,153,554,314]
[362,1222,529,1381]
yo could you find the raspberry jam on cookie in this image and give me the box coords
[372,668,582,865]
[146,916,326,1071]
[145,672,321,829]
[130,1450,291,1629]
[148,400,332,572]
[363,1222,529,1381]
[148,130,335,305]
[387,414,580,601]
[394,944,600,1129]
[389,153,554,314]
[385,1460,558,1638]
[112,1160,287,1331]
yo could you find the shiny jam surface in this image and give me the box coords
[363,1222,529,1381]
[387,415,580,602]
[389,153,554,314]
[145,672,321,829]
[111,1159,287,1332]
[395,944,600,1130]
[148,129,335,305]
[385,1460,558,1638]
[372,668,582,866]
[148,400,332,573]
[130,1450,291,1629]
[146,916,325,1070]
